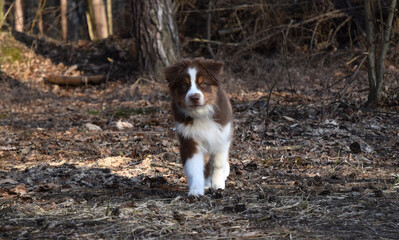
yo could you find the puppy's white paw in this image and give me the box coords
[188,184,204,196]
[211,177,225,190]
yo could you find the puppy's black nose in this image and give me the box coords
[189,94,201,104]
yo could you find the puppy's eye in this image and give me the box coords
[198,76,206,86]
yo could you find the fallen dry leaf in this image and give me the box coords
[11,185,28,196]
[84,123,102,131]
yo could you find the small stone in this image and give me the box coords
[350,142,362,153]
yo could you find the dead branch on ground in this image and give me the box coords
[46,75,105,86]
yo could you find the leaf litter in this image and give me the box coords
[0,33,399,239]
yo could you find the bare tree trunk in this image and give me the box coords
[365,0,397,108]
[107,0,112,35]
[61,0,67,40]
[14,0,23,32]
[0,0,4,24]
[92,0,108,39]
[131,0,180,80]
[68,1,80,41]
[38,0,44,37]
[86,10,95,40]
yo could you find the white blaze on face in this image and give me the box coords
[185,67,204,106]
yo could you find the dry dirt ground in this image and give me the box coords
[1,32,399,239]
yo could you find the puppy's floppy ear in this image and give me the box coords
[196,58,224,81]
[202,59,224,75]
[164,60,189,85]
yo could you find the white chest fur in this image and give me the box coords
[176,120,231,154]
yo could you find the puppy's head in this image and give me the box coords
[164,58,224,112]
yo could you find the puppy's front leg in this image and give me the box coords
[211,145,230,190]
[180,137,205,196]
[184,152,205,196]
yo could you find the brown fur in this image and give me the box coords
[164,57,233,176]
[165,57,232,127]
[178,135,197,165]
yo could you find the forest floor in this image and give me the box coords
[1,32,399,239]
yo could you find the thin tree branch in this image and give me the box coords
[206,0,215,59]
[189,38,241,46]
[330,55,367,116]
[338,55,367,101]
[376,0,397,92]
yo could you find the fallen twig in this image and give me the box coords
[131,77,158,89]
[264,145,302,152]
[271,202,300,211]
[46,75,105,86]
[63,64,78,76]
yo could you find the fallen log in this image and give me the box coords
[46,74,105,86]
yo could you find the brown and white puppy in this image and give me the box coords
[164,58,233,196]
